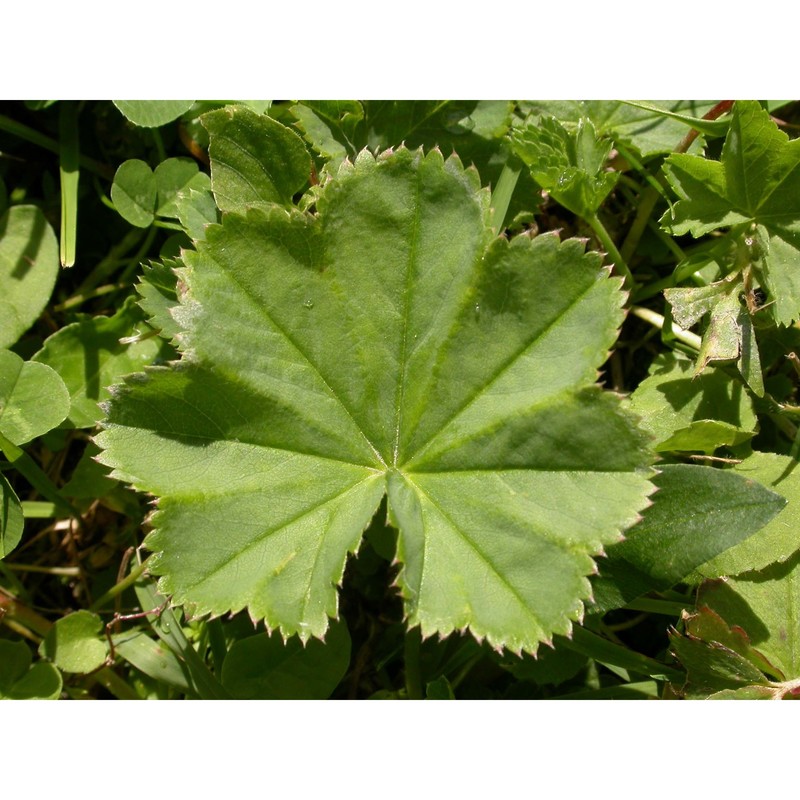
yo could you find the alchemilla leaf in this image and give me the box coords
[97,147,653,654]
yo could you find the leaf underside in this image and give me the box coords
[97,147,653,655]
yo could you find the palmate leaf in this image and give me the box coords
[97,147,653,654]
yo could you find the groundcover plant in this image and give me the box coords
[1,99,800,699]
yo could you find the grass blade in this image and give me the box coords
[59,102,80,268]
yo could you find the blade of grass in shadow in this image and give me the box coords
[561,625,684,682]
[554,680,660,699]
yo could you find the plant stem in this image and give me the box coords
[152,129,167,163]
[0,586,52,637]
[74,228,146,295]
[52,283,124,313]
[404,626,423,700]
[4,563,81,576]
[90,558,151,612]
[630,306,702,351]
[586,212,636,291]
[117,226,158,286]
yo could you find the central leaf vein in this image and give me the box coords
[392,170,422,465]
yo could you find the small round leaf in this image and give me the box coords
[111,160,157,228]
[0,205,59,348]
[113,101,194,128]
[0,349,70,444]
[1,472,24,559]
[39,610,108,673]
[0,640,62,699]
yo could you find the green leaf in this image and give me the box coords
[692,288,743,371]
[202,105,311,212]
[628,352,757,453]
[174,187,218,240]
[0,205,60,348]
[0,639,62,700]
[425,676,456,699]
[135,260,181,341]
[664,273,764,392]
[701,552,800,681]
[592,464,786,613]
[365,100,512,149]
[153,158,210,218]
[290,100,364,167]
[33,296,169,428]
[511,116,618,218]
[39,610,108,673]
[97,147,653,655]
[112,630,192,693]
[699,453,800,577]
[662,101,800,324]
[0,349,70,444]
[221,619,350,699]
[620,101,729,137]
[518,101,719,157]
[113,101,195,128]
[133,580,231,699]
[669,609,772,698]
[111,160,157,228]
[0,472,24,559]
[363,100,515,186]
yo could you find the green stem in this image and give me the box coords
[0,587,53,637]
[53,283,124,313]
[74,228,146,295]
[152,129,167,163]
[586,212,636,291]
[630,306,702,351]
[152,219,184,231]
[0,432,81,520]
[620,186,659,265]
[20,500,59,518]
[90,558,151,612]
[117,226,157,286]
[404,626,423,700]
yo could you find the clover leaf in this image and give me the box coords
[97,147,653,654]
